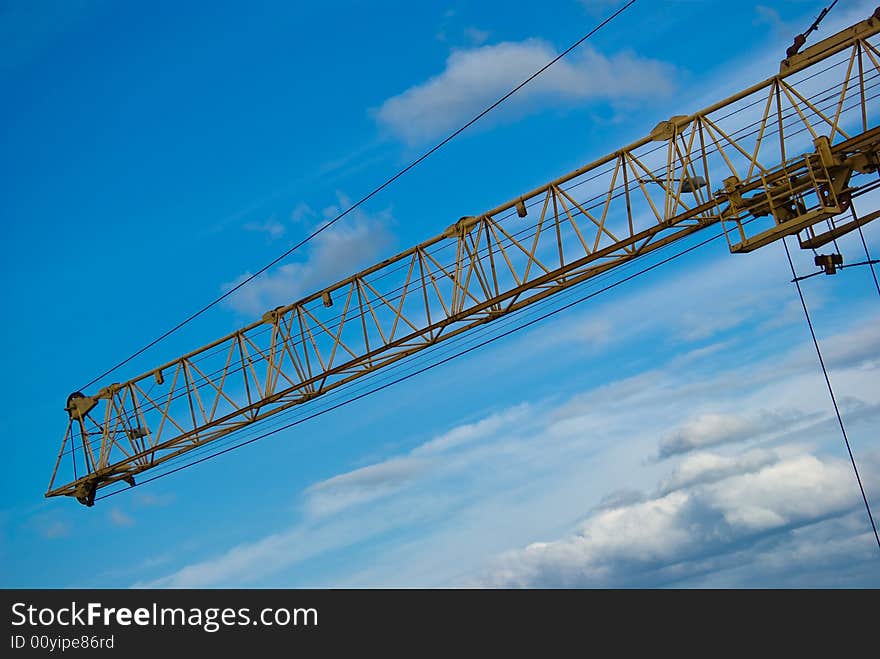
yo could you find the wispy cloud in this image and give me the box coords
[290,202,315,224]
[221,196,395,317]
[109,508,134,528]
[532,246,798,360]
[655,409,817,459]
[133,492,175,508]
[375,39,675,144]
[753,5,787,37]
[304,457,426,518]
[463,27,489,47]
[36,518,71,540]
[244,215,286,240]
[303,405,532,519]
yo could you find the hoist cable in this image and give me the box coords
[782,237,880,554]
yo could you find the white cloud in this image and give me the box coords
[682,513,879,587]
[145,528,314,588]
[221,198,395,317]
[593,488,645,512]
[660,412,756,458]
[375,39,675,144]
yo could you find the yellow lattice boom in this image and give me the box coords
[49,12,880,505]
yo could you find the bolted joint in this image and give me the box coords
[261,305,286,324]
[442,215,480,238]
[96,383,122,399]
[649,115,692,142]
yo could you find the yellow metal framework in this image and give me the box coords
[48,13,880,505]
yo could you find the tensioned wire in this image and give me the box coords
[77,20,874,396]
[82,201,875,489]
[782,237,880,553]
[59,44,880,457]
[95,211,880,505]
[93,215,762,501]
[116,160,880,447]
[59,71,880,462]
[83,65,880,412]
[63,92,880,475]
[93,1,880,564]
[123,48,877,376]
[92,52,875,390]
[76,0,641,393]
[140,57,880,374]
[64,137,880,470]
[93,160,880,498]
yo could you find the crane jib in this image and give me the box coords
[47,12,880,506]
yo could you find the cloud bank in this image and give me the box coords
[484,448,877,587]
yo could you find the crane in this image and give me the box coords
[48,10,880,506]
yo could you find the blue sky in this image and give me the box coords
[2,0,879,587]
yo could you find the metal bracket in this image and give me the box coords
[65,392,97,421]
[815,253,844,274]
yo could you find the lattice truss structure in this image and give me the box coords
[49,15,880,505]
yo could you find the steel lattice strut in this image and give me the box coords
[48,13,880,505]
